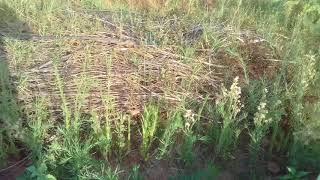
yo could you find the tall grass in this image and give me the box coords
[140,104,159,160]
[0,0,319,179]
[215,77,243,157]
[158,110,183,159]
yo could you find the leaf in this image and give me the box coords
[279,175,292,180]
[287,167,296,174]
[27,165,39,178]
[297,171,310,178]
[27,165,36,172]
[46,174,57,180]
[38,163,48,173]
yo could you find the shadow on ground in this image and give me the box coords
[0,2,31,179]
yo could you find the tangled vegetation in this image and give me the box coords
[0,0,319,179]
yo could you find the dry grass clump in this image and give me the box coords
[104,0,167,10]
[12,32,221,119]
[104,0,216,11]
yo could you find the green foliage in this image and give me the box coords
[248,87,273,177]
[249,89,270,144]
[180,132,197,165]
[18,164,56,180]
[158,111,183,159]
[289,139,320,172]
[280,167,310,180]
[114,114,130,157]
[288,52,319,172]
[140,104,159,160]
[215,77,243,157]
[80,0,106,9]
[178,98,208,164]
[285,0,320,34]
[45,127,105,179]
[0,46,22,168]
[1,0,320,179]
[128,165,144,180]
[91,112,112,158]
[52,56,71,130]
[25,98,50,162]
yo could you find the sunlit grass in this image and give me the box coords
[0,0,319,179]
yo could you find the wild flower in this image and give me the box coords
[250,88,273,172]
[300,54,316,92]
[215,76,243,157]
[216,76,243,124]
[184,109,196,132]
[254,88,272,127]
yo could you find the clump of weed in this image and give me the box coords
[25,98,50,161]
[215,76,243,158]
[0,51,23,168]
[179,97,208,165]
[91,112,112,158]
[18,163,56,180]
[249,88,273,176]
[140,104,159,160]
[180,109,198,165]
[114,114,131,158]
[158,111,183,159]
[128,165,143,180]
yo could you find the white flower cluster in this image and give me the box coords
[216,76,243,121]
[254,88,272,127]
[184,109,196,132]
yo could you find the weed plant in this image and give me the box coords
[140,104,159,160]
[215,77,243,158]
[0,0,319,179]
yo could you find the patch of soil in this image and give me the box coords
[217,171,236,180]
[142,160,175,180]
[0,153,31,180]
[240,40,280,80]
[212,29,281,85]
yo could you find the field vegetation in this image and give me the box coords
[0,0,319,179]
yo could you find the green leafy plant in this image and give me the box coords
[128,165,144,180]
[280,167,309,180]
[140,104,159,160]
[91,112,112,158]
[26,98,50,164]
[18,164,56,180]
[114,114,129,157]
[0,57,22,167]
[158,111,183,159]
[180,132,197,165]
[180,97,207,163]
[249,88,273,177]
[250,88,272,148]
[285,0,320,34]
[215,76,243,158]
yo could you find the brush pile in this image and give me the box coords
[9,10,279,120]
[12,32,221,118]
